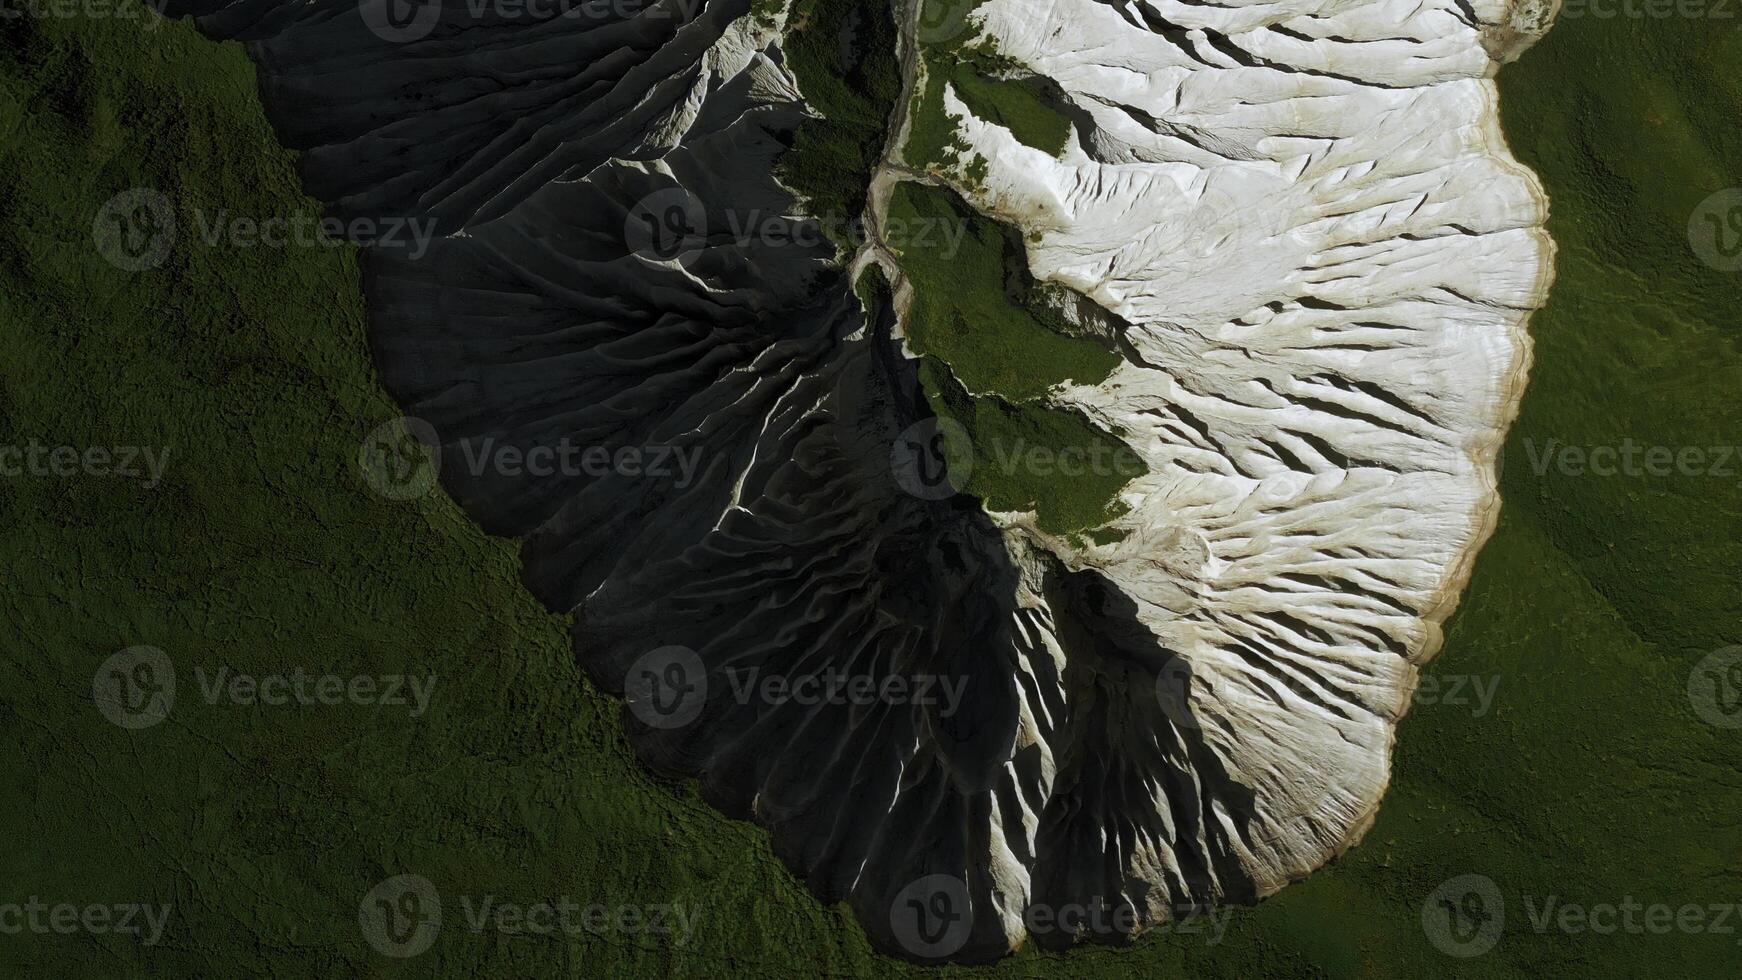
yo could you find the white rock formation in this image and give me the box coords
[865,0,1555,954]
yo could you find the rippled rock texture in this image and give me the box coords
[165,0,1553,961]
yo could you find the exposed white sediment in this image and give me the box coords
[869,0,1556,951]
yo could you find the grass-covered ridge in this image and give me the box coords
[917,356,1138,535]
[884,181,1138,534]
[906,52,1072,168]
[885,181,1118,398]
[857,260,1137,536]
[903,0,1074,177]
[780,0,1131,535]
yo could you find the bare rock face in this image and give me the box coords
[165,0,1552,962]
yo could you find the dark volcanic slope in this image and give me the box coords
[162,0,1254,961]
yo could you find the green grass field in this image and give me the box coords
[902,0,1074,174]
[905,53,1072,169]
[1,4,1739,978]
[884,182,1138,534]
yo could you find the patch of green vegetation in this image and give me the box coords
[852,259,893,312]
[918,358,1136,534]
[948,67,1070,157]
[892,0,1109,533]
[912,56,1072,162]
[776,0,900,252]
[788,0,1119,532]
[749,0,788,29]
[1083,525,1131,546]
[886,181,1117,397]
[883,181,1133,532]
[903,0,1072,176]
[902,64,978,175]
[856,227,1133,534]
